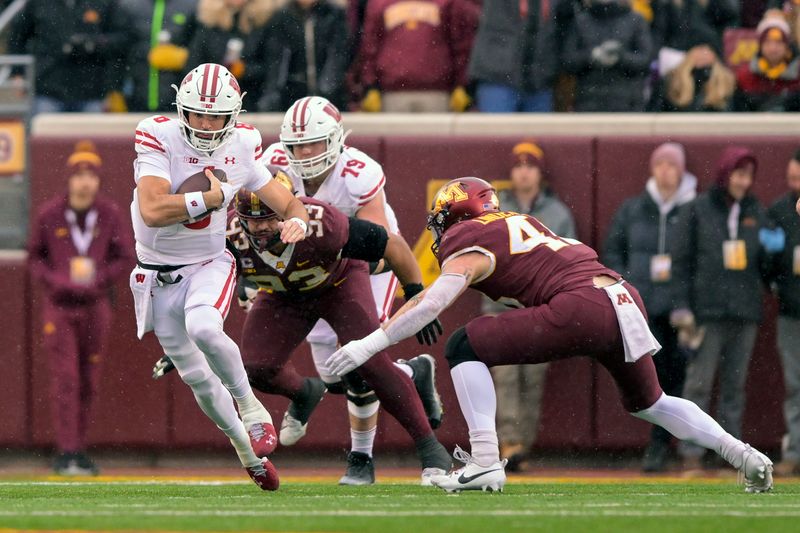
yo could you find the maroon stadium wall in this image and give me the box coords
[6,132,791,454]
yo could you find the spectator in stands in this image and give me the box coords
[603,143,697,472]
[651,0,739,55]
[7,0,131,114]
[767,150,800,477]
[561,0,653,112]
[671,147,780,472]
[256,0,348,112]
[647,43,736,111]
[734,16,800,111]
[482,140,576,472]
[124,0,198,112]
[187,0,280,106]
[467,0,557,112]
[28,142,133,476]
[358,0,479,112]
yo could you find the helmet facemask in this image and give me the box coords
[426,208,449,256]
[175,100,240,153]
[239,214,282,253]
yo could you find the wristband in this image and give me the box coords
[288,217,308,234]
[362,328,392,352]
[184,192,207,219]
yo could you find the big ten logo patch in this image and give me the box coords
[411,179,510,287]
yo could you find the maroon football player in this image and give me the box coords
[327,177,774,494]
[230,187,451,483]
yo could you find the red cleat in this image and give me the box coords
[248,422,278,457]
[246,457,279,491]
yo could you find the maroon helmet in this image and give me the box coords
[426,177,499,254]
[235,172,294,251]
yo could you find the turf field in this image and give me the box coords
[1,475,798,533]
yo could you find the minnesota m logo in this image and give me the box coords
[617,293,633,305]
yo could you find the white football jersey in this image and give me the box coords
[261,143,399,233]
[132,115,272,265]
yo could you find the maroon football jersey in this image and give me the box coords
[227,197,351,295]
[437,211,619,308]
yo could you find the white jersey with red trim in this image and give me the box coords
[132,115,272,265]
[261,142,399,233]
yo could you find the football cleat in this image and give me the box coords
[430,446,507,493]
[420,467,447,487]
[279,411,307,447]
[740,445,774,493]
[247,422,278,457]
[279,378,326,446]
[245,457,279,491]
[400,355,444,429]
[339,451,376,486]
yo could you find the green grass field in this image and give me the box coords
[1,477,798,533]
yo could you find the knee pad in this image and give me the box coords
[346,389,378,408]
[185,306,224,349]
[170,353,213,388]
[348,398,380,418]
[341,371,373,396]
[444,326,480,369]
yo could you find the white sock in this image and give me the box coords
[185,306,270,425]
[451,362,500,466]
[633,393,726,450]
[394,362,413,379]
[347,400,379,456]
[351,427,377,457]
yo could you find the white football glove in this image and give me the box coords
[325,329,390,376]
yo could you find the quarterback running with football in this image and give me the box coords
[259,96,443,483]
[130,63,308,490]
[327,177,774,494]
[228,186,452,483]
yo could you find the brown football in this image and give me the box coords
[176,168,227,221]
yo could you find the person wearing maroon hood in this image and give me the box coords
[27,141,134,476]
[670,146,776,472]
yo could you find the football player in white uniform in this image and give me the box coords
[259,96,445,485]
[130,63,309,491]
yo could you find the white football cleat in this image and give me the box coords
[430,446,507,493]
[741,445,774,493]
[279,411,308,446]
[420,467,447,486]
[720,438,774,493]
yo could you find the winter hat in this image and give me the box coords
[510,140,545,173]
[650,142,686,175]
[757,17,791,46]
[715,146,757,188]
[67,140,102,174]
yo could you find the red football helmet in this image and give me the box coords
[426,177,499,254]
[235,173,294,251]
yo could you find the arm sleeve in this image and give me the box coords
[341,217,389,262]
[245,129,272,191]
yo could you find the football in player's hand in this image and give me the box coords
[177,168,227,221]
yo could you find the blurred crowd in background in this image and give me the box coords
[4,0,800,115]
